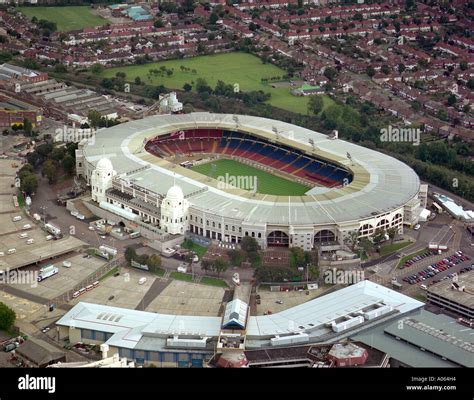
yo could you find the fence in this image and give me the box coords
[51,256,124,306]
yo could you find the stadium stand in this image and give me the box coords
[145,129,352,188]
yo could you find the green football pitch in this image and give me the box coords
[19,6,108,32]
[191,159,309,196]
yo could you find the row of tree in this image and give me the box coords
[124,246,162,274]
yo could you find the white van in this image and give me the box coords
[19,233,28,239]
[26,239,34,245]
[0,252,4,257]
[46,235,54,241]
[22,224,31,230]
[12,216,22,222]
[138,277,147,285]
[420,284,428,290]
[7,248,16,255]
[62,261,72,268]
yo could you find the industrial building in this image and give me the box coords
[18,79,120,121]
[0,63,48,83]
[0,94,42,128]
[56,281,423,367]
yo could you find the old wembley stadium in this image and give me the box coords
[76,112,422,251]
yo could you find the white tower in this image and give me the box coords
[91,158,116,203]
[160,185,189,235]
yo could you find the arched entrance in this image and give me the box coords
[314,229,336,245]
[267,230,289,247]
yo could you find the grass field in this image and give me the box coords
[192,159,309,196]
[19,6,108,32]
[379,241,411,256]
[182,239,208,258]
[200,276,228,288]
[170,271,194,282]
[398,247,429,268]
[102,52,335,115]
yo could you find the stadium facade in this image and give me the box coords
[76,113,422,250]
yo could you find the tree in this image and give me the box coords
[125,246,137,263]
[183,83,192,92]
[50,147,65,161]
[201,259,212,272]
[398,64,406,73]
[372,228,386,245]
[289,247,311,270]
[87,109,102,129]
[154,19,164,28]
[447,94,456,107]
[344,231,359,252]
[411,100,422,112]
[241,236,259,254]
[42,160,57,184]
[62,154,75,176]
[20,173,37,195]
[387,227,397,244]
[358,237,373,256]
[227,249,244,266]
[195,77,212,94]
[0,302,15,331]
[90,63,104,75]
[134,76,142,85]
[381,65,390,75]
[366,66,376,77]
[323,67,337,81]
[308,95,324,115]
[54,64,67,73]
[212,259,228,277]
[23,118,32,136]
[209,12,219,25]
[147,254,162,272]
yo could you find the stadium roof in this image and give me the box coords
[82,113,419,226]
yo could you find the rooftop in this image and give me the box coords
[384,311,474,367]
[427,270,474,309]
[351,311,459,368]
[57,281,423,352]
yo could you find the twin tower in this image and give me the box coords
[91,158,189,235]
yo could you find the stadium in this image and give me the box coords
[76,113,421,250]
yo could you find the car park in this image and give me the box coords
[406,252,470,285]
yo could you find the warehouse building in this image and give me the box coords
[56,281,423,367]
